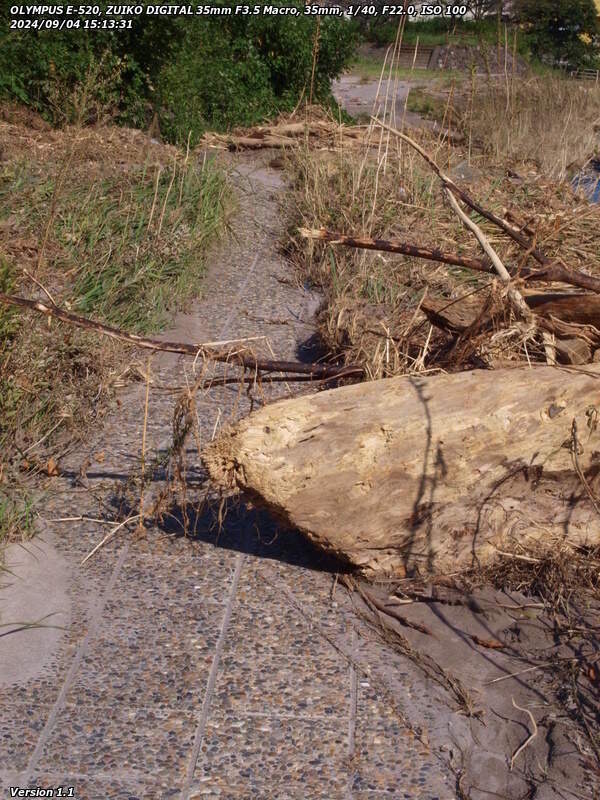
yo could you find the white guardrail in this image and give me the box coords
[569,68,600,82]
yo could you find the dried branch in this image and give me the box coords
[300,228,600,295]
[510,697,538,771]
[444,188,534,324]
[300,227,494,274]
[371,119,600,294]
[352,580,433,636]
[0,292,363,381]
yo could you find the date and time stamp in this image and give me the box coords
[9,3,468,29]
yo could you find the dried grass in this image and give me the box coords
[465,73,600,180]
[286,85,600,379]
[0,102,230,548]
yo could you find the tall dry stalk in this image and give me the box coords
[308,17,321,106]
[466,74,600,179]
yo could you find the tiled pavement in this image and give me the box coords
[0,155,455,799]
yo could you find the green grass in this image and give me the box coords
[366,18,505,49]
[2,159,230,334]
[405,87,448,121]
[0,489,35,551]
[350,55,462,86]
[0,148,231,496]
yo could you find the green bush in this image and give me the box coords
[157,6,359,144]
[0,4,183,125]
[515,0,600,68]
[0,3,358,141]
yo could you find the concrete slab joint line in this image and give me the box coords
[10,197,266,794]
[180,554,245,800]
[19,544,131,785]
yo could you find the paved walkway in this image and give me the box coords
[0,154,453,799]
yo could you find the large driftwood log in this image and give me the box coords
[204,366,600,576]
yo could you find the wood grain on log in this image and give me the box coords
[204,366,600,576]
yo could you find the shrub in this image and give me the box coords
[515,0,600,68]
[157,5,359,144]
[0,3,358,140]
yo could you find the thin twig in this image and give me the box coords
[139,354,152,531]
[486,663,551,685]
[0,293,363,380]
[22,268,58,307]
[510,697,538,771]
[444,188,534,326]
[371,118,600,294]
[80,514,140,565]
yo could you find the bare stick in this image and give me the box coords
[300,228,600,295]
[300,227,494,274]
[139,355,152,531]
[486,664,550,686]
[510,697,538,771]
[371,118,600,294]
[0,293,363,381]
[22,268,58,307]
[81,514,140,565]
[445,188,534,324]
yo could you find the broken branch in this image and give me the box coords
[0,292,363,381]
[299,227,494,274]
[444,188,534,324]
[300,228,600,295]
[371,118,600,294]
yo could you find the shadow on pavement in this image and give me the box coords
[157,495,351,575]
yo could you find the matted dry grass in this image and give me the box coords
[0,105,230,547]
[286,112,600,378]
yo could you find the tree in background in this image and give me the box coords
[157,7,358,144]
[462,1,501,20]
[515,0,600,67]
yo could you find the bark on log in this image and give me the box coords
[204,366,600,576]
[524,293,600,328]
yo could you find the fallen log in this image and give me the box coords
[523,292,600,328]
[204,365,600,576]
[421,293,600,340]
[200,122,370,152]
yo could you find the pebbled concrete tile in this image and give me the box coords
[191,712,349,798]
[64,606,220,710]
[35,704,196,785]
[29,772,180,799]
[224,574,347,658]
[0,702,52,773]
[189,786,345,800]
[102,551,234,615]
[213,651,348,719]
[351,684,451,796]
